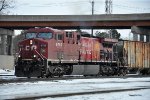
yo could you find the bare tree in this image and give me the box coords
[0,0,15,14]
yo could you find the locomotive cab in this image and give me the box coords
[15,28,53,78]
[15,27,80,78]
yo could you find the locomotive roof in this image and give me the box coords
[25,27,64,33]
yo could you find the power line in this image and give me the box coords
[19,1,88,7]
[43,1,88,6]
[113,4,150,12]
[18,0,150,14]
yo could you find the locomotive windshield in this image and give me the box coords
[38,32,52,39]
[26,32,53,39]
[26,33,37,39]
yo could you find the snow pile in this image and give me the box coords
[0,69,15,79]
[0,69,7,74]
[0,69,14,75]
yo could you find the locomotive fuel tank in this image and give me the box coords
[71,65,99,75]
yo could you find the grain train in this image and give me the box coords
[15,27,150,78]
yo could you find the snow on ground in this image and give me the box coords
[39,89,150,100]
[0,69,14,75]
[0,77,150,100]
[0,69,15,79]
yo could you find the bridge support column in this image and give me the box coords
[0,28,14,55]
[7,35,13,55]
[0,34,7,55]
[131,26,150,42]
[0,28,14,70]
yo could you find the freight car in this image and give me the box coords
[118,40,150,75]
[15,27,150,78]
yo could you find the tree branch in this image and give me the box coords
[0,0,14,13]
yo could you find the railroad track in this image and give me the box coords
[1,75,150,100]
[0,74,150,84]
[0,75,14,76]
[11,87,150,100]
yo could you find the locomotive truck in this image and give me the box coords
[15,27,150,78]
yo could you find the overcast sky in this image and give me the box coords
[9,0,150,15]
[10,0,150,39]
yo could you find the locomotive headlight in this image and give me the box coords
[33,55,36,58]
[61,54,63,59]
[30,40,33,45]
[18,55,21,58]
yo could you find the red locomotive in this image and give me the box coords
[15,27,129,78]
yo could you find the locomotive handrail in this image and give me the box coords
[34,49,47,60]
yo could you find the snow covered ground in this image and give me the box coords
[0,77,150,100]
[0,69,16,79]
[0,69,14,75]
[39,89,150,100]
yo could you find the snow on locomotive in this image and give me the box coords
[15,27,128,78]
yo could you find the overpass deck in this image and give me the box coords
[0,13,150,29]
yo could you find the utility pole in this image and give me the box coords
[92,0,94,15]
[91,0,94,36]
[105,0,112,38]
[105,0,112,14]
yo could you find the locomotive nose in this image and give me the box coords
[18,39,38,59]
[19,38,48,60]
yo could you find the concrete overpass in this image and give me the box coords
[0,13,150,29]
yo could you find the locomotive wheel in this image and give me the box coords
[26,72,31,78]
[148,69,150,75]
[84,75,87,77]
[27,76,31,79]
[118,69,126,76]
[58,75,63,77]
[37,76,41,78]
[23,65,31,78]
[45,69,52,78]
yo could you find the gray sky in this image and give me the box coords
[10,0,150,15]
[11,0,150,39]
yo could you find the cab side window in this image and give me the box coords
[58,34,63,40]
[66,32,72,38]
[55,34,63,40]
[66,32,73,43]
